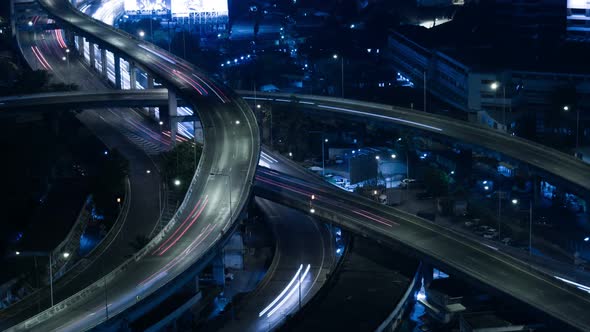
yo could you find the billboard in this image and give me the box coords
[171,0,228,17]
[124,0,171,14]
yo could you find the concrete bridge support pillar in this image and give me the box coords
[129,62,137,90]
[421,262,434,288]
[89,43,95,70]
[212,253,226,287]
[147,74,155,117]
[114,54,122,90]
[101,48,107,78]
[169,90,178,145]
[77,36,84,56]
[65,31,75,50]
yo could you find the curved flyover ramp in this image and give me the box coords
[3,0,260,331]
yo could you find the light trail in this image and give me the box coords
[267,264,311,317]
[317,104,443,132]
[259,264,304,317]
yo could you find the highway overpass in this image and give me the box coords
[3,89,590,330]
[2,0,260,331]
[3,89,590,194]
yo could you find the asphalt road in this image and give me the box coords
[215,197,335,332]
[240,91,590,194]
[0,15,163,330]
[254,166,590,331]
[6,90,590,195]
[4,0,259,331]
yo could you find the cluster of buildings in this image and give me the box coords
[386,0,590,147]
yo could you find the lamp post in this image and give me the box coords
[333,54,343,97]
[512,198,533,255]
[322,138,328,177]
[491,82,507,131]
[12,250,71,307]
[563,105,580,150]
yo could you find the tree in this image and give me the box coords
[160,141,202,192]
[423,166,449,197]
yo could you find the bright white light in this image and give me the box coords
[484,186,489,190]
[171,0,229,18]
[62,56,67,61]
[324,138,328,143]
[563,105,569,111]
[483,180,488,184]
[15,251,20,255]
[311,194,315,200]
[397,137,402,141]
[391,154,396,159]
[65,49,70,53]
[585,237,589,242]
[235,120,240,125]
[512,199,518,205]
[289,152,293,157]
[373,190,378,195]
[267,264,311,317]
[375,155,380,160]
[62,252,70,258]
[332,54,338,59]
[139,31,145,37]
[490,82,499,90]
[28,21,33,26]
[350,24,355,28]
[174,179,181,186]
[259,265,303,317]
[310,208,315,214]
[146,170,151,174]
[554,275,590,294]
[450,171,455,175]
[159,121,164,125]
[256,104,261,109]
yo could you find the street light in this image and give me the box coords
[375,155,380,160]
[391,154,397,159]
[15,251,20,255]
[563,105,580,150]
[173,179,181,186]
[332,54,344,97]
[512,198,533,255]
[62,252,70,259]
[490,82,507,132]
[289,152,293,157]
[139,30,145,38]
[322,138,328,176]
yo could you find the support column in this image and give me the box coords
[89,43,95,70]
[169,90,178,145]
[129,62,137,90]
[77,36,84,55]
[65,31,75,50]
[421,262,434,288]
[147,74,155,117]
[101,48,107,78]
[114,54,122,90]
[212,253,226,287]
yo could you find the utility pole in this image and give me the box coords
[423,71,427,112]
[49,254,53,307]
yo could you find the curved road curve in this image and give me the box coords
[5,0,260,331]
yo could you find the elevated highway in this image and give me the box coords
[3,90,590,330]
[2,0,260,331]
[4,89,590,192]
